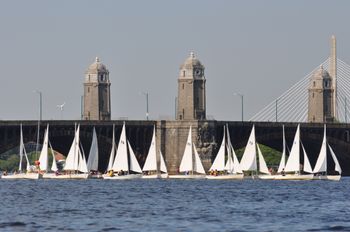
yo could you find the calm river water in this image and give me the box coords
[0,178,349,231]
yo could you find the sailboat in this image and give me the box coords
[2,124,41,179]
[86,127,101,179]
[38,125,59,178]
[277,125,287,174]
[313,125,342,181]
[50,124,89,179]
[239,125,272,179]
[169,126,206,179]
[142,126,168,179]
[206,125,243,180]
[103,122,142,180]
[274,124,314,180]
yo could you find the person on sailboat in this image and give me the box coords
[281,168,285,176]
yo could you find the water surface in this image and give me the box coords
[1,178,349,231]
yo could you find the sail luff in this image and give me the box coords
[127,141,142,173]
[159,150,168,173]
[179,126,193,172]
[87,127,99,171]
[285,124,300,172]
[277,125,286,173]
[112,123,129,172]
[226,125,242,174]
[39,125,49,172]
[257,144,270,174]
[240,125,257,171]
[328,144,342,174]
[49,142,58,172]
[19,124,23,171]
[210,126,226,171]
[143,126,157,171]
[313,125,327,173]
[64,124,80,171]
[301,142,313,174]
[107,125,116,171]
[193,143,205,174]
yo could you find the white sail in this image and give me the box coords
[257,144,270,174]
[78,146,88,173]
[240,125,257,171]
[159,150,167,173]
[49,142,58,172]
[19,124,24,171]
[210,127,226,171]
[39,125,49,172]
[143,126,157,171]
[112,123,129,172]
[127,141,142,173]
[225,145,234,173]
[107,125,116,171]
[313,125,327,173]
[328,144,342,174]
[179,126,193,172]
[301,143,313,174]
[64,125,80,171]
[87,127,99,171]
[193,144,206,174]
[285,124,300,172]
[226,125,242,174]
[277,125,286,173]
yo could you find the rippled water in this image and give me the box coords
[1,178,350,232]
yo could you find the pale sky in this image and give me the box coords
[1,0,350,121]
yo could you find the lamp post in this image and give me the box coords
[234,93,244,122]
[142,92,149,120]
[34,90,42,159]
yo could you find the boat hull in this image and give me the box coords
[313,175,341,181]
[1,173,42,179]
[273,174,314,180]
[43,173,90,179]
[258,175,275,180]
[142,173,169,179]
[206,174,244,180]
[168,174,206,179]
[103,174,142,180]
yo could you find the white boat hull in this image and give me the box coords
[258,175,275,180]
[273,174,314,180]
[206,174,244,180]
[142,173,169,179]
[103,174,142,180]
[1,173,42,179]
[168,174,206,179]
[313,175,341,181]
[43,173,90,179]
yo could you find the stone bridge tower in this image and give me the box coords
[176,52,206,120]
[83,57,111,120]
[308,66,334,122]
[308,36,337,123]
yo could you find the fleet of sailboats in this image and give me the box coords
[0,123,344,181]
[239,125,272,179]
[1,124,41,179]
[206,125,243,179]
[103,123,142,179]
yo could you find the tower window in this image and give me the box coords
[88,87,90,93]
[88,75,91,81]
[312,93,314,98]
[182,84,184,89]
[183,71,186,77]
[183,109,185,118]
[313,81,316,87]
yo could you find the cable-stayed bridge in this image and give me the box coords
[251,58,350,123]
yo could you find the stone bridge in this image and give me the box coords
[0,120,349,175]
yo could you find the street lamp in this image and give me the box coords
[34,90,42,121]
[142,92,149,120]
[234,93,244,122]
[33,90,42,159]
